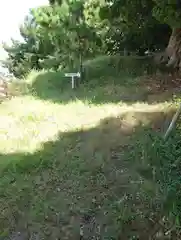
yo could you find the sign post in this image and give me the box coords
[65,72,81,89]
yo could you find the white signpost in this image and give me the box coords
[65,72,81,89]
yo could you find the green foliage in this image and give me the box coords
[103,0,181,29]
[3,0,176,77]
[3,1,102,77]
[100,0,172,54]
[131,127,181,225]
[83,55,156,83]
[27,70,67,97]
[153,0,181,27]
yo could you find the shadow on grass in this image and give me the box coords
[0,109,176,239]
[29,71,177,105]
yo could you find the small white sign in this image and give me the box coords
[64,72,81,89]
[65,72,80,78]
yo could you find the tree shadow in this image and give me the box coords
[29,71,178,105]
[0,108,176,239]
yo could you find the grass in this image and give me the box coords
[0,63,180,239]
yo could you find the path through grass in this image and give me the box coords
[0,72,178,239]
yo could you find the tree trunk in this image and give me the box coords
[154,28,181,71]
[166,28,181,69]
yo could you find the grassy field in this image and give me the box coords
[0,67,180,239]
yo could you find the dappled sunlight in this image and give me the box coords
[0,103,177,238]
[0,75,179,239]
[0,91,175,155]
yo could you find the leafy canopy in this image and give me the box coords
[2,0,177,77]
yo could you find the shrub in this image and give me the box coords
[82,55,156,84]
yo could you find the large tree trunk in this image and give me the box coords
[154,28,181,71]
[166,28,181,69]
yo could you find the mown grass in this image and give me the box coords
[0,57,181,239]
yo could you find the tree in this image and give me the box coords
[4,0,180,77]
[3,1,102,77]
[2,8,56,76]
[100,0,181,69]
[153,0,181,69]
[48,0,102,77]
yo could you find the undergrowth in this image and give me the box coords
[127,126,181,237]
[1,55,181,239]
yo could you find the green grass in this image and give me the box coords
[0,62,180,239]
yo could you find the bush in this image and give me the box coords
[82,54,156,84]
[9,55,157,98]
